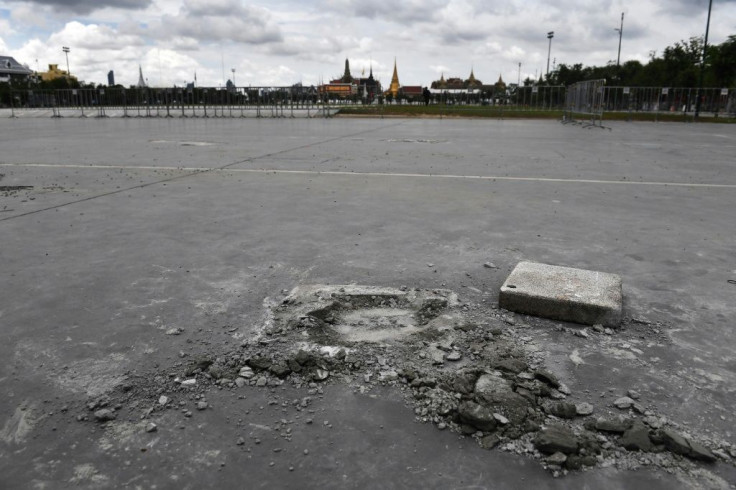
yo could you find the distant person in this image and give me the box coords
[423,87,431,106]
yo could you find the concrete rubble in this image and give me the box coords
[76,284,733,479]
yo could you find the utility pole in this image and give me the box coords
[615,13,624,67]
[546,31,554,80]
[695,0,713,119]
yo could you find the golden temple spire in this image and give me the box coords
[389,57,400,97]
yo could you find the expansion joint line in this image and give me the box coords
[0,122,405,223]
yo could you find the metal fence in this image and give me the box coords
[3,84,734,119]
[6,86,336,118]
[424,85,566,111]
[601,86,734,117]
[563,79,606,127]
[4,84,568,118]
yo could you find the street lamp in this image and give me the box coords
[62,46,71,77]
[231,68,236,86]
[546,31,554,80]
[695,0,713,119]
[614,13,624,68]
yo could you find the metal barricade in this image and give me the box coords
[563,79,606,128]
[6,84,732,120]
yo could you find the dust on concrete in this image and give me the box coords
[61,284,735,483]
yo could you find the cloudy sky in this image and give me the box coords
[1,0,734,88]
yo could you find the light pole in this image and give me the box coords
[695,0,713,119]
[517,62,521,86]
[546,31,554,80]
[614,12,624,67]
[62,46,71,76]
[232,68,236,86]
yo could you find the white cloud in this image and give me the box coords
[0,17,15,38]
[2,0,735,88]
[155,0,283,45]
[19,0,152,15]
[10,4,45,29]
[47,21,145,50]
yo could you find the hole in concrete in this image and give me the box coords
[274,285,458,344]
[507,284,517,289]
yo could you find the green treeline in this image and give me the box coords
[536,35,736,88]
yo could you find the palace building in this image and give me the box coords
[431,68,483,90]
[319,58,382,101]
[320,57,431,102]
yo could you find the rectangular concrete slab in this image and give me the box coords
[499,261,623,327]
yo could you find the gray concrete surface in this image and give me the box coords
[1,117,735,489]
[499,261,623,327]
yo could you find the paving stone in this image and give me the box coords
[499,262,623,327]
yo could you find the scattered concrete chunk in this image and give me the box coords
[614,396,635,409]
[534,369,560,388]
[660,428,691,456]
[686,441,717,463]
[660,429,716,462]
[591,417,632,434]
[546,452,568,465]
[457,401,497,432]
[479,434,501,449]
[93,409,116,422]
[474,373,530,425]
[499,262,623,327]
[545,402,577,419]
[445,351,462,362]
[495,358,528,374]
[575,403,594,416]
[620,421,654,452]
[534,425,579,455]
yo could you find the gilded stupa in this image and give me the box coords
[388,58,400,98]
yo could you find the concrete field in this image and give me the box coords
[0,116,735,489]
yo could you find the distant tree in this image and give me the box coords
[708,35,736,87]
[552,63,585,86]
[549,34,734,88]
